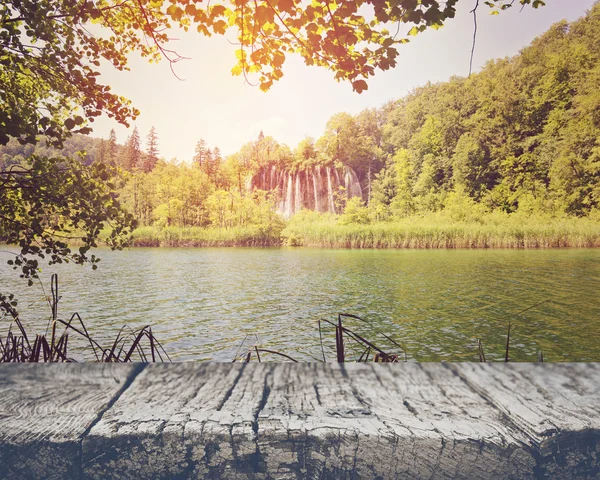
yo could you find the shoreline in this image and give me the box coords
[129,218,600,249]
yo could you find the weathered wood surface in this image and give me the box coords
[450,363,600,478]
[0,364,138,480]
[1,363,599,479]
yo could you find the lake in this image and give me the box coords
[1,247,599,362]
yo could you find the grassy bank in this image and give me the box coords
[131,225,283,247]
[127,214,600,248]
[279,212,600,248]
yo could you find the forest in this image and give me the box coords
[2,4,600,248]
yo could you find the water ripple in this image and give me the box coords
[1,247,599,362]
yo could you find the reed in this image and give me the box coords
[0,274,169,363]
[1,276,555,363]
[281,212,600,249]
[235,313,407,363]
[131,225,283,247]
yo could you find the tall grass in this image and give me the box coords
[280,212,600,248]
[131,225,283,247]
[125,211,600,248]
[0,274,169,362]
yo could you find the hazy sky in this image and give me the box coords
[91,0,596,160]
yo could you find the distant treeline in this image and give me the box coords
[2,5,600,247]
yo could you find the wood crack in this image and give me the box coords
[216,363,247,411]
[78,363,146,476]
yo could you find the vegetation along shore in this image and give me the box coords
[129,213,600,249]
[4,6,600,253]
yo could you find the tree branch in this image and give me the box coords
[469,0,480,76]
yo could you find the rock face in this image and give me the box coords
[248,164,363,218]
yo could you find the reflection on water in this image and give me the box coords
[1,247,599,362]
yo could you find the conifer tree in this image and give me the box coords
[205,148,213,176]
[212,147,222,170]
[125,126,141,171]
[107,129,118,166]
[144,126,159,172]
[194,139,208,169]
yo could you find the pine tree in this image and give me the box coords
[125,126,141,171]
[144,126,159,172]
[194,139,208,169]
[212,146,222,172]
[107,129,118,166]
[205,148,213,176]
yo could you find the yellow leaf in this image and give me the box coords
[231,64,243,75]
[260,80,273,92]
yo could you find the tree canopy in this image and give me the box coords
[0,0,551,317]
[1,0,545,147]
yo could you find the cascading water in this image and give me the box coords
[294,174,302,213]
[248,164,363,218]
[312,169,319,213]
[285,174,293,218]
[326,167,335,214]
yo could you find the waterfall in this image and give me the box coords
[312,169,319,212]
[284,173,293,218]
[334,168,341,191]
[294,173,302,213]
[248,163,363,217]
[278,171,286,215]
[305,170,312,210]
[326,167,335,214]
[344,166,363,199]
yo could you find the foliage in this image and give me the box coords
[0,134,103,169]
[124,126,142,171]
[131,224,284,247]
[339,197,370,225]
[143,126,160,173]
[0,155,136,316]
[7,3,600,264]
[281,211,600,249]
[1,0,546,149]
[372,5,600,218]
[0,0,144,146]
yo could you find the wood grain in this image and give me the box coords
[2,363,599,479]
[451,363,600,479]
[0,364,137,480]
[257,363,536,479]
[83,363,542,479]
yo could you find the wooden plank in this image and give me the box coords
[451,363,600,479]
[82,363,267,479]
[84,363,540,479]
[0,364,137,480]
[258,363,536,479]
[0,363,595,479]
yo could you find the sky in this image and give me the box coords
[91,0,597,161]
